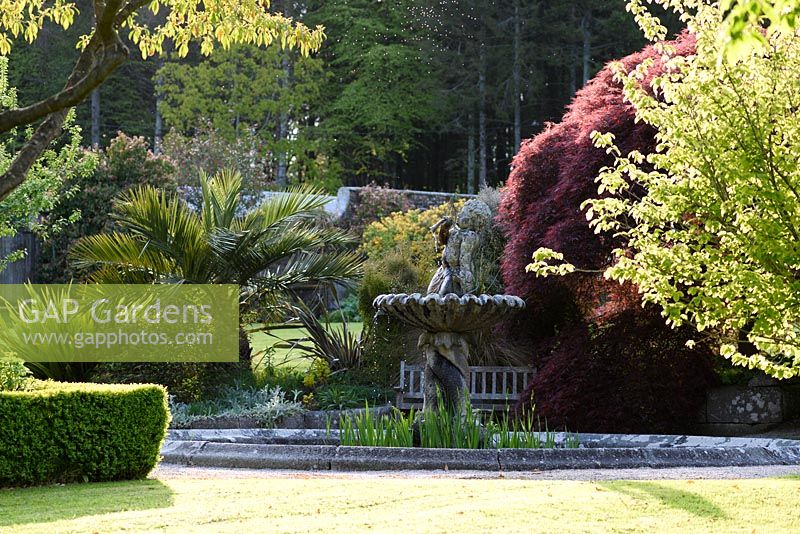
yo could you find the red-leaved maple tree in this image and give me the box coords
[499,34,720,433]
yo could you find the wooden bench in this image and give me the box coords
[395,361,535,410]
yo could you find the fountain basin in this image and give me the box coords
[373,293,525,333]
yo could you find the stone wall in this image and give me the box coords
[257,187,474,221]
[695,374,800,435]
[335,187,473,222]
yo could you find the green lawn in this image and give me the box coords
[247,322,363,373]
[2,476,800,533]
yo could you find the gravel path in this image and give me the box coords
[151,463,800,481]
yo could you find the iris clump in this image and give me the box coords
[336,392,578,450]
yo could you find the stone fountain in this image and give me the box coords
[373,199,525,415]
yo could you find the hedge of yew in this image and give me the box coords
[0,382,169,486]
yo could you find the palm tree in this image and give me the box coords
[70,169,363,307]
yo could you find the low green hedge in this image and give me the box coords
[0,382,169,487]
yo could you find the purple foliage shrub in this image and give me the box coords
[498,34,719,433]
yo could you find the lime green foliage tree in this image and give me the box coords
[0,56,96,273]
[529,0,800,377]
[158,44,333,192]
[0,0,324,202]
[70,170,363,308]
[718,0,800,61]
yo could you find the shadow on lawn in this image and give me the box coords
[0,479,173,527]
[599,481,728,520]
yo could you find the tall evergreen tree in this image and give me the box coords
[3,0,680,193]
[306,0,441,184]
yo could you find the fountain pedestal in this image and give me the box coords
[419,331,470,411]
[373,199,525,417]
[374,293,525,414]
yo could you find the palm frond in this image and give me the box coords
[86,266,166,284]
[112,186,212,282]
[70,232,178,283]
[251,251,364,293]
[70,169,362,304]
[200,169,242,232]
[241,186,331,233]
[209,225,358,284]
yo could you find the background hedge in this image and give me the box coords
[0,382,169,487]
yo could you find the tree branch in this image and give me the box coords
[0,0,135,202]
[0,35,127,134]
[116,0,151,26]
[97,0,123,38]
[0,109,70,201]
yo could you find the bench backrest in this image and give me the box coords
[395,361,535,410]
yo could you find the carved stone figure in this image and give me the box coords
[373,198,525,423]
[426,199,493,296]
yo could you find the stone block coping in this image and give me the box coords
[160,430,800,471]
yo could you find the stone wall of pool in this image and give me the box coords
[161,429,800,471]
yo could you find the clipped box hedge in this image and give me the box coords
[0,382,169,487]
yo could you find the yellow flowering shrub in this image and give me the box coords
[302,358,331,389]
[360,199,466,274]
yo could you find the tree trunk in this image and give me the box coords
[513,0,522,154]
[276,54,290,188]
[154,60,163,155]
[492,136,499,182]
[467,113,475,194]
[276,118,288,187]
[478,44,487,191]
[90,88,100,149]
[274,0,291,188]
[581,12,592,87]
[154,103,162,155]
[568,6,577,97]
